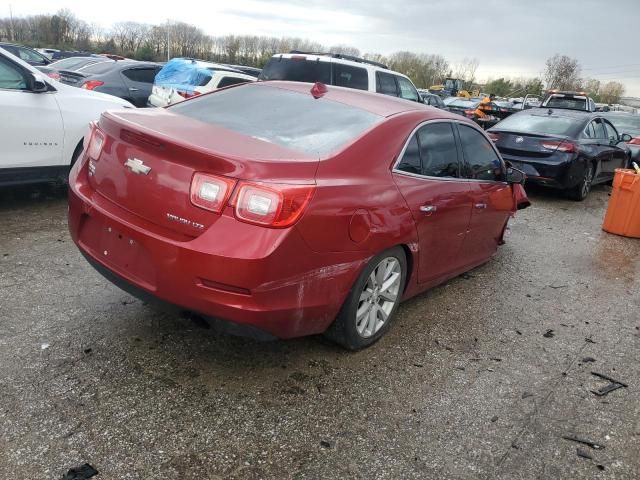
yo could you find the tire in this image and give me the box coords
[568,162,595,201]
[325,247,407,350]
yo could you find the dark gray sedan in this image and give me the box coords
[57,60,162,107]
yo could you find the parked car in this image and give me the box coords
[0,43,51,66]
[0,48,133,186]
[447,98,480,118]
[259,52,423,103]
[601,112,640,164]
[488,108,631,200]
[36,48,61,59]
[541,90,596,112]
[148,58,256,107]
[53,60,162,107]
[419,91,449,110]
[68,81,528,350]
[37,56,111,81]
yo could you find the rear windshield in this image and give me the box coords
[493,112,578,136]
[545,95,586,110]
[169,84,382,156]
[81,61,119,74]
[604,115,640,136]
[259,57,331,84]
[50,57,102,70]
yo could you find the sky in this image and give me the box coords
[8,0,640,96]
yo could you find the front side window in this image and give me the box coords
[604,121,618,142]
[0,57,27,90]
[332,64,368,91]
[458,124,504,181]
[376,71,398,96]
[417,123,459,177]
[397,76,420,102]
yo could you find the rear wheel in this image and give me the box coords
[568,162,594,201]
[325,247,407,350]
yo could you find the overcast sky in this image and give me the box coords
[8,0,640,96]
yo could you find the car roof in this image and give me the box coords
[269,52,413,81]
[260,81,459,119]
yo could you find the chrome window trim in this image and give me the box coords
[392,119,508,185]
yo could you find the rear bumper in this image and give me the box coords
[67,165,365,339]
[502,155,582,189]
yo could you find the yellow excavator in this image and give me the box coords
[429,78,480,98]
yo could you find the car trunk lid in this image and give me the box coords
[89,109,318,238]
[491,131,573,158]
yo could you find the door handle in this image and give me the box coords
[129,87,139,91]
[420,205,437,214]
[474,203,487,209]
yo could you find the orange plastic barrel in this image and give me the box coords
[602,168,640,238]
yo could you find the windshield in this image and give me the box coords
[492,112,578,136]
[170,84,382,156]
[259,57,331,84]
[604,115,640,136]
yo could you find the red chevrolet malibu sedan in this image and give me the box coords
[68,81,529,350]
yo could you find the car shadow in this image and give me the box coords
[0,183,67,210]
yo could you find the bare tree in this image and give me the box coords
[599,81,625,104]
[544,54,582,90]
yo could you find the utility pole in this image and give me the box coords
[166,21,170,61]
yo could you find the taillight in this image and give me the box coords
[487,132,500,142]
[190,173,236,213]
[81,80,105,90]
[177,90,200,99]
[628,137,640,145]
[232,182,315,228]
[86,125,105,160]
[541,140,577,153]
[47,72,61,81]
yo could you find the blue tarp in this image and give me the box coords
[154,58,212,92]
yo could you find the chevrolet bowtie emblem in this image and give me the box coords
[124,158,151,175]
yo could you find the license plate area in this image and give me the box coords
[79,215,157,290]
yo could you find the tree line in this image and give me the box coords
[0,10,626,102]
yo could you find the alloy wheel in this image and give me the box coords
[355,257,402,338]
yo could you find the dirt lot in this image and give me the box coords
[0,184,638,479]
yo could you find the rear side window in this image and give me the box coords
[458,125,504,181]
[397,76,419,102]
[396,135,421,174]
[122,68,158,84]
[170,84,382,156]
[217,76,251,88]
[376,71,398,96]
[332,64,368,91]
[417,123,459,177]
[259,57,331,84]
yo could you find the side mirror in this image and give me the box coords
[506,166,526,185]
[619,133,633,143]
[27,73,49,93]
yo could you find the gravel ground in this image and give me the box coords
[0,183,638,480]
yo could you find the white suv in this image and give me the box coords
[148,58,256,107]
[0,48,133,186]
[259,52,423,103]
